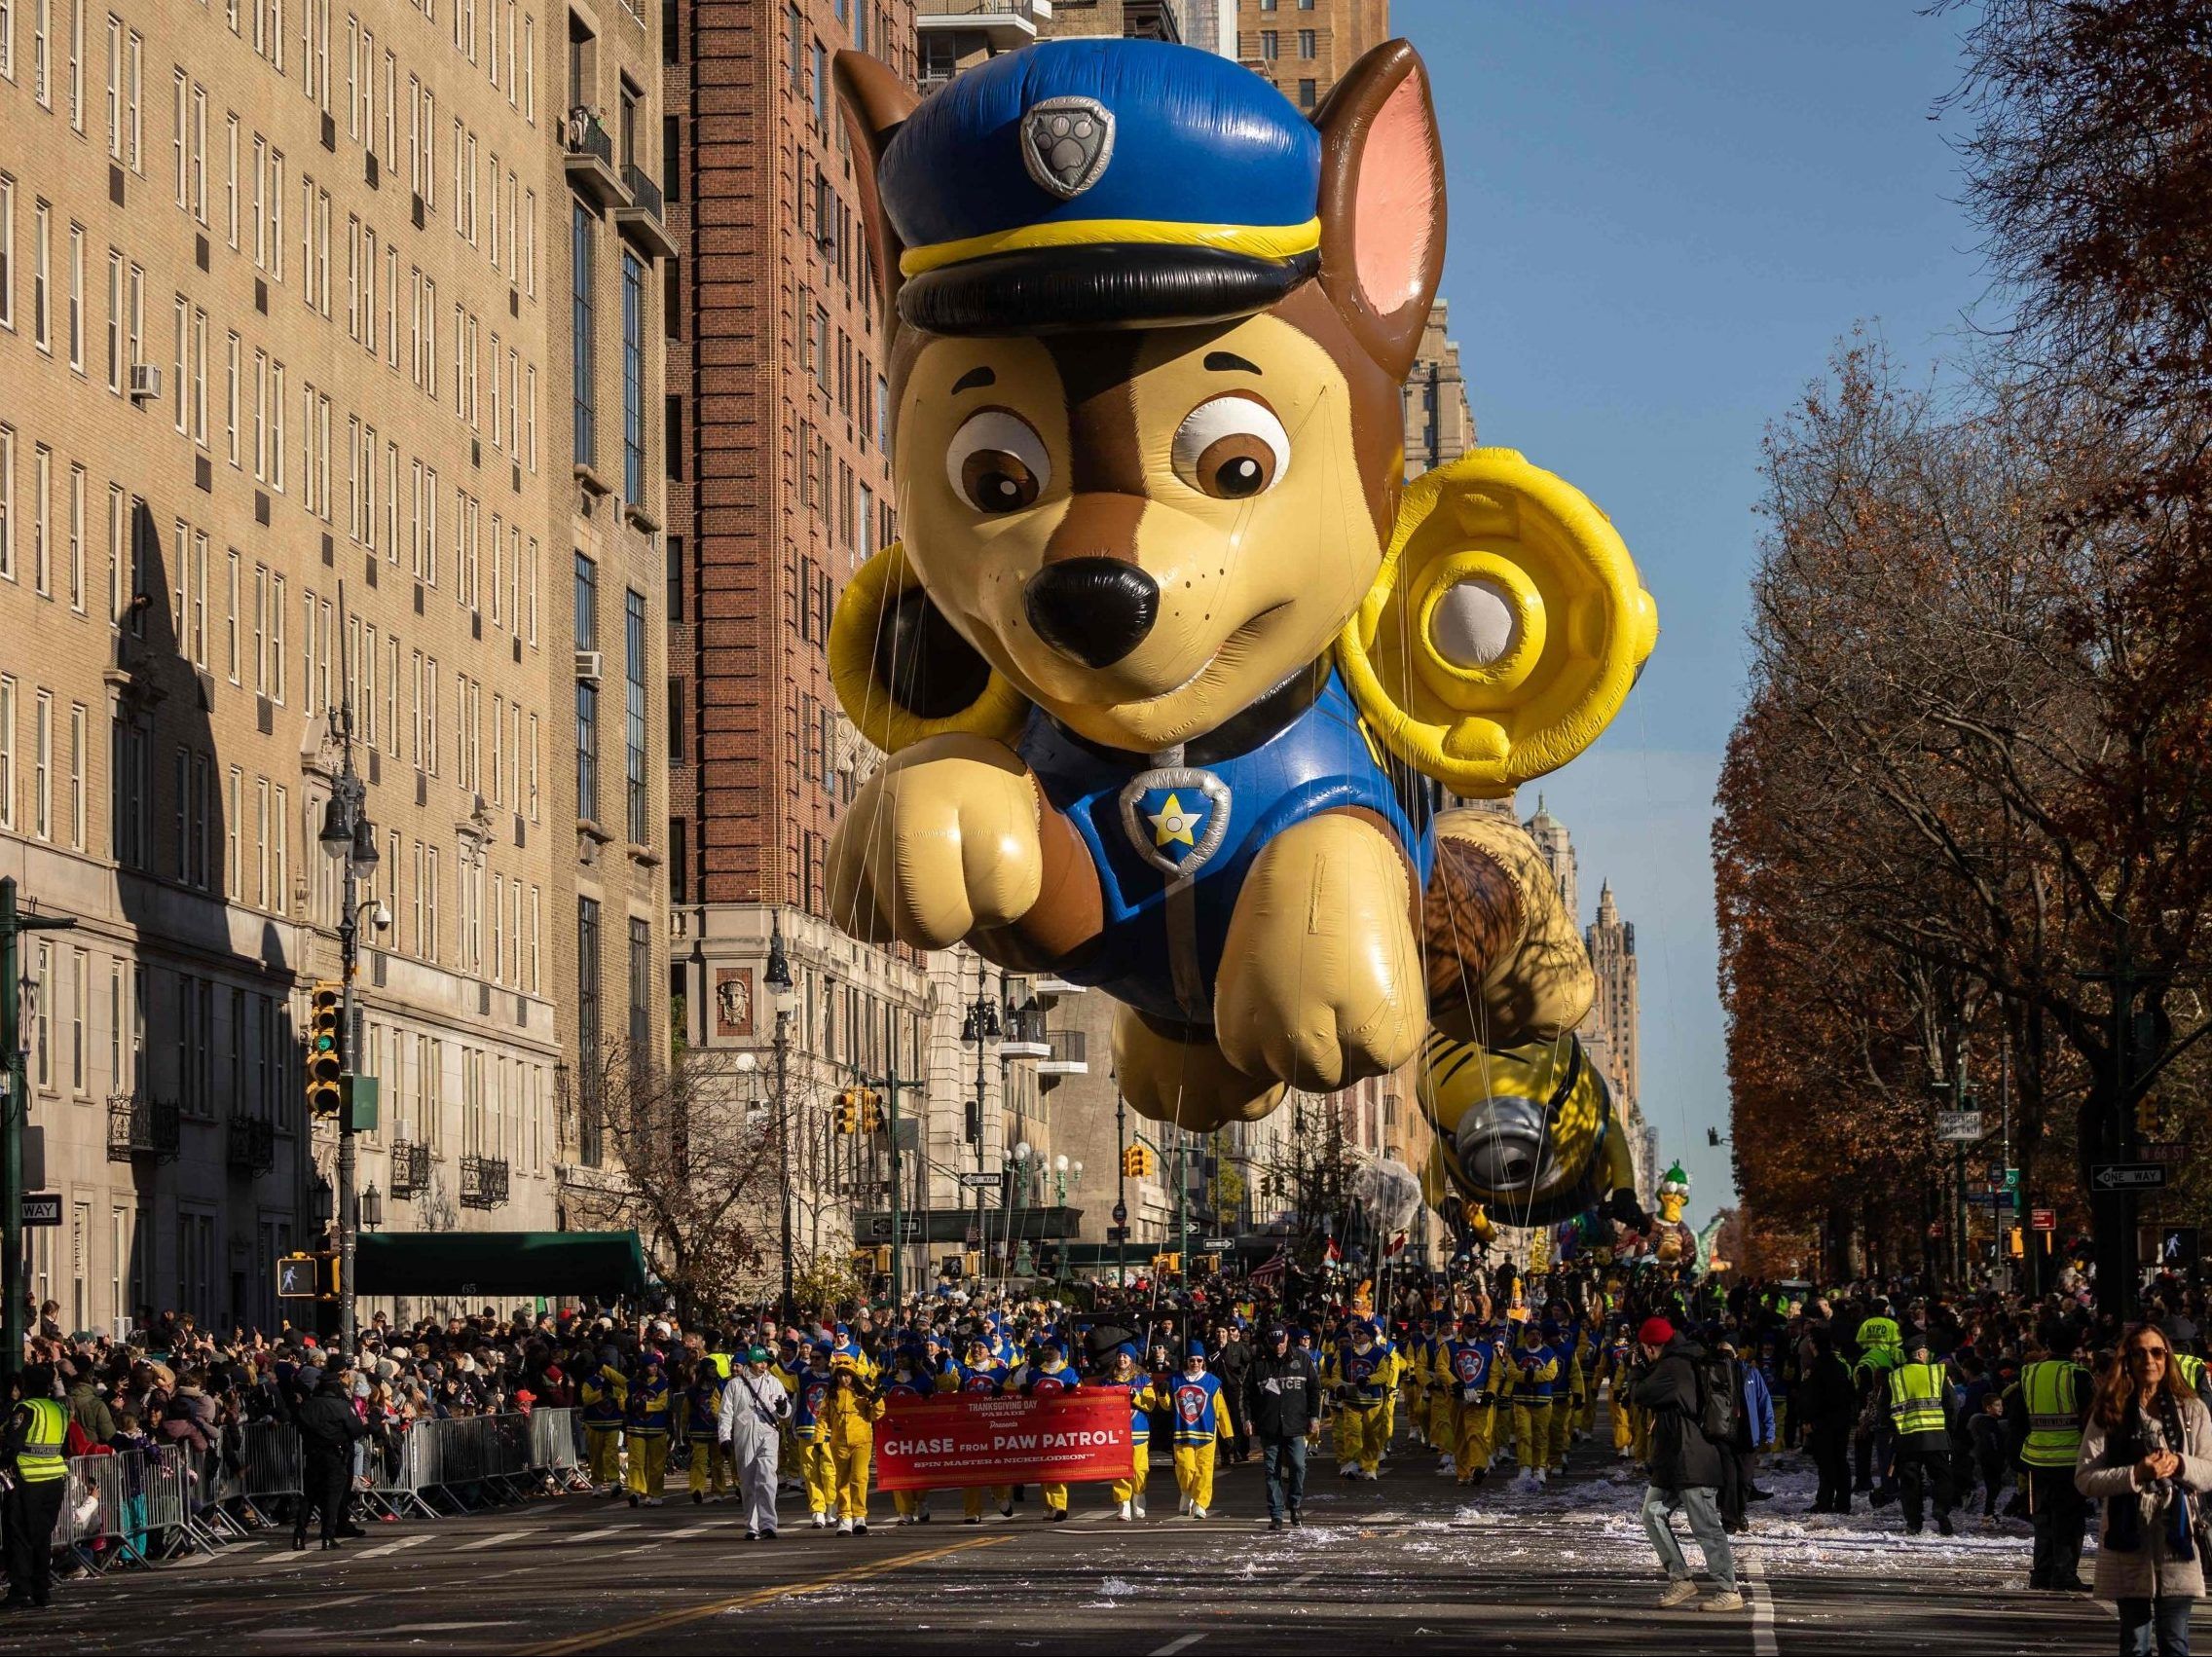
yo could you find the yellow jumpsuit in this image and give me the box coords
[579,1364,628,1490]
[1436,1338,1500,1481]
[1325,1341,1397,1475]
[1109,1370,1161,1512]
[792,1367,839,1520]
[820,1381,882,1525]
[1016,1358,1082,1514]
[1508,1342,1560,1474]
[1169,1372,1233,1511]
[1549,1330,1583,1469]
[955,1357,1014,1521]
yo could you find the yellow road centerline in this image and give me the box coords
[517,1535,1011,1656]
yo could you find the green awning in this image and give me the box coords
[354,1231,648,1299]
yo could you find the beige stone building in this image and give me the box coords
[1403,299,1473,477]
[0,0,670,1335]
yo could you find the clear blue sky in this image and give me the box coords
[1394,0,1993,1230]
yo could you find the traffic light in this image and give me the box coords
[1123,1145,1154,1179]
[306,980,344,1116]
[858,1089,884,1133]
[1153,1252,1180,1274]
[834,1088,860,1133]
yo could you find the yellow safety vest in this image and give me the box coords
[1888,1361,1946,1437]
[2178,1353,2206,1396]
[16,1397,67,1483]
[2020,1359,2085,1468]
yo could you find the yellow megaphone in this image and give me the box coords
[1337,448,1658,798]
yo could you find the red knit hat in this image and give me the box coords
[1638,1316,1676,1347]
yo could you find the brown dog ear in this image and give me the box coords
[833,51,919,323]
[1313,39,1447,383]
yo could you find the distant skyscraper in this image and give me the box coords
[1235,0,1391,113]
[1521,796,1580,932]
[1584,880,1650,1196]
[1403,301,1475,477]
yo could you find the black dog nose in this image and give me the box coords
[1022,558,1160,669]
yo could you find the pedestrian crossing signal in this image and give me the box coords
[306,981,344,1116]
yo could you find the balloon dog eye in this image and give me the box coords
[1172,395,1289,500]
[945,409,1051,513]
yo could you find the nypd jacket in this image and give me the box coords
[1243,1349,1321,1440]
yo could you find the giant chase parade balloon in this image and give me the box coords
[821,35,1656,1234]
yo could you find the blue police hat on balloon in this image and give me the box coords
[879,39,1322,335]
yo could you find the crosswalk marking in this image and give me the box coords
[556,1526,631,1547]
[349,1535,432,1562]
[459,1529,536,1551]
[1152,1635,1206,1657]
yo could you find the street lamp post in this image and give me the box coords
[763,917,798,1324]
[0,879,75,1393]
[962,965,1000,1281]
[316,670,379,1359]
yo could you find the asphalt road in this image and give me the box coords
[0,1432,2118,1654]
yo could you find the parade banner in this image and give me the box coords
[872,1393,1130,1491]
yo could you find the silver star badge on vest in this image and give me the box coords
[1119,767,1232,882]
[1021,96,1116,201]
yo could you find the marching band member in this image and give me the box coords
[880,1345,937,1526]
[1327,1320,1394,1480]
[1509,1319,1561,1491]
[1106,1345,1161,1522]
[793,1344,840,1528]
[1015,1340,1081,1522]
[823,1359,883,1535]
[684,1356,733,1503]
[1439,1312,1503,1485]
[957,1337,1015,1523]
[579,1348,628,1495]
[1170,1343,1232,1519]
[623,1348,673,1507]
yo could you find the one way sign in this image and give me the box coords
[2091,1162,2168,1192]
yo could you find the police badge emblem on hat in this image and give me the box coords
[1021,96,1116,200]
[1119,767,1231,881]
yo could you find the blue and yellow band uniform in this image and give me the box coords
[1170,1357,1233,1513]
[1439,1331,1500,1481]
[957,1351,1014,1520]
[1509,1330,1560,1475]
[1018,1348,1082,1515]
[792,1358,840,1523]
[879,1359,944,1520]
[1108,1350,1161,1513]
[579,1361,628,1490]
[685,1365,732,1498]
[623,1358,672,1501]
[1326,1325,1396,1476]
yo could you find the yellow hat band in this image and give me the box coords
[899,216,1322,279]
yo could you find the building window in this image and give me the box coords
[1260,30,1277,59]
[664,533,682,622]
[571,203,594,466]
[576,896,601,1164]
[624,588,647,843]
[619,250,644,503]
[1298,28,1314,57]
[627,915,649,1054]
[574,553,599,820]
[1298,78,1316,109]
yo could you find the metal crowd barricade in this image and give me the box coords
[529,1407,590,1492]
[363,1418,439,1521]
[13,1408,599,1588]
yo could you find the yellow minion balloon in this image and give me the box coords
[1417,1033,1639,1227]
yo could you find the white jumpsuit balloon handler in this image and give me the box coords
[719,1344,795,1540]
